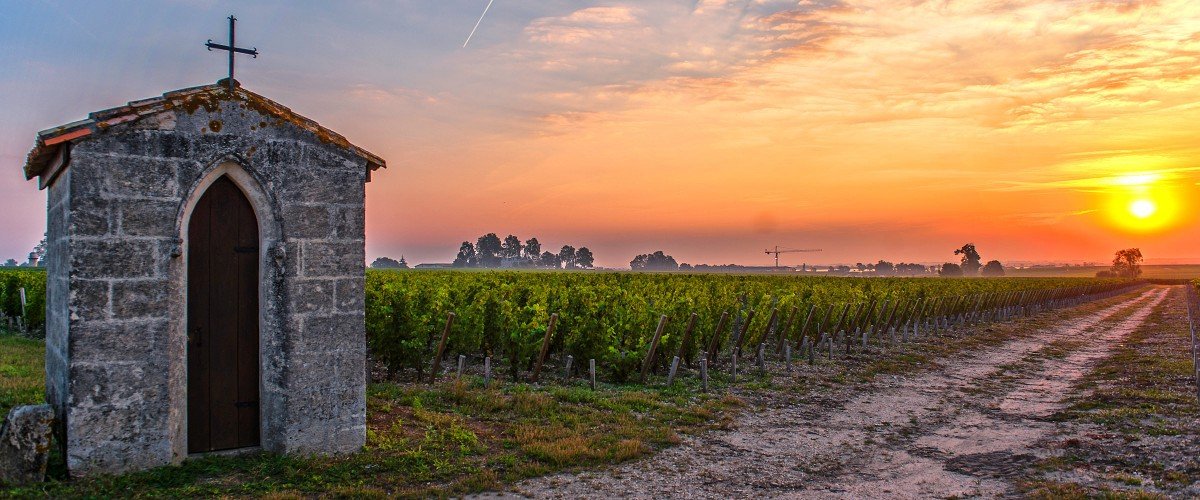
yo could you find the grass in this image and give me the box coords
[1058,298,1198,434]
[0,334,44,427]
[0,338,738,497]
[1021,479,1166,499]
[1021,286,1199,498]
[0,288,1153,497]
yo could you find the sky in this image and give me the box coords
[2,0,1199,268]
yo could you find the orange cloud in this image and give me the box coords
[363,0,1200,266]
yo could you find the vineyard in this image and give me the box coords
[0,268,1137,384]
[0,268,44,334]
[365,271,1134,383]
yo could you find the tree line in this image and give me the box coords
[454,233,594,269]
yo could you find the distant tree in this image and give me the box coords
[476,233,502,268]
[679,263,693,271]
[559,245,577,269]
[370,257,403,269]
[954,243,982,276]
[1,259,16,267]
[630,251,679,271]
[453,242,477,268]
[855,263,866,272]
[981,260,1005,276]
[524,237,542,261]
[501,235,523,259]
[1110,248,1143,278]
[575,247,595,269]
[1095,270,1116,278]
[939,263,964,277]
[875,260,895,276]
[540,251,561,269]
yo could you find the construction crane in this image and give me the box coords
[764,246,823,268]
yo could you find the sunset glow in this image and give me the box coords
[1130,200,1156,220]
[2,1,1200,267]
[1099,168,1189,235]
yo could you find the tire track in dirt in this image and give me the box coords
[810,286,1168,498]
[491,287,1164,499]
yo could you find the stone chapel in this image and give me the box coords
[22,80,385,476]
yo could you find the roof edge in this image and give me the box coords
[24,82,387,185]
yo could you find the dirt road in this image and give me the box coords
[497,286,1171,498]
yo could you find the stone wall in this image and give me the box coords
[43,169,69,425]
[50,94,368,476]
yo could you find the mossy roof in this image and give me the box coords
[23,81,386,185]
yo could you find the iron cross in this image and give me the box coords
[205,15,258,91]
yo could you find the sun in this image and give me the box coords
[1103,173,1184,233]
[1129,199,1156,219]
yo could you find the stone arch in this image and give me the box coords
[167,157,288,461]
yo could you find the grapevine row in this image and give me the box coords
[364,271,1137,383]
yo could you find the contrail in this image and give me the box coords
[463,0,496,48]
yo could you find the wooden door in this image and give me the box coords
[187,176,260,453]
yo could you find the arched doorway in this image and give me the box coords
[187,175,260,453]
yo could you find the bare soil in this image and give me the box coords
[483,286,1189,498]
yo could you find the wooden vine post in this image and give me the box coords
[761,308,779,353]
[858,299,874,329]
[706,311,731,363]
[774,306,797,354]
[530,313,559,383]
[793,304,816,350]
[872,300,891,338]
[428,312,456,383]
[640,315,670,383]
[675,313,699,367]
[831,303,852,339]
[733,309,756,356]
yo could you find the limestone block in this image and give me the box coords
[332,206,364,239]
[335,278,365,312]
[282,204,332,238]
[67,198,111,237]
[0,405,55,486]
[282,167,361,206]
[299,312,364,352]
[115,199,177,237]
[98,156,180,199]
[110,280,171,319]
[86,131,192,160]
[300,241,363,277]
[70,319,170,363]
[290,279,336,315]
[70,240,158,279]
[69,280,110,323]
